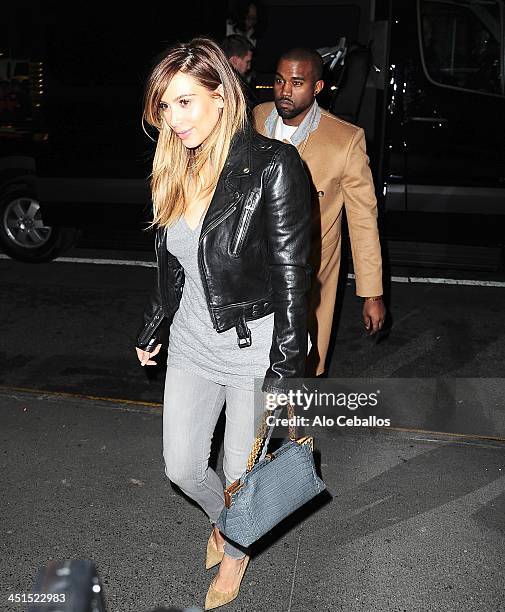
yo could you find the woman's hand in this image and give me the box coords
[135,344,162,366]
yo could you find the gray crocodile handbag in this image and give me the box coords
[216,404,326,547]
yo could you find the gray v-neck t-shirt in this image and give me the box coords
[164,215,275,391]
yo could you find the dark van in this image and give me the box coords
[1,0,504,262]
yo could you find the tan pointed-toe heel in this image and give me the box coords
[204,555,250,610]
[206,531,224,570]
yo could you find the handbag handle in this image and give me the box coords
[246,403,297,472]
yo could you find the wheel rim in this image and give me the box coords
[3,196,53,249]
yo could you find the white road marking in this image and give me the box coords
[1,253,505,285]
[0,253,156,267]
[347,272,505,288]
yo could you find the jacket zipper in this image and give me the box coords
[230,197,256,256]
[198,197,242,329]
[199,198,241,240]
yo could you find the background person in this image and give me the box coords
[220,34,257,112]
[253,47,386,377]
[221,34,253,77]
[226,0,260,47]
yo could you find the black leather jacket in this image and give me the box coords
[136,127,311,393]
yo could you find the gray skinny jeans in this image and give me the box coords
[163,366,277,559]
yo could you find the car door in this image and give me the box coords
[400,0,505,214]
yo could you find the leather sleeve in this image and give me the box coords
[135,268,167,351]
[261,144,312,393]
[341,128,383,297]
[136,229,167,350]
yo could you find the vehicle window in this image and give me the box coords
[419,0,503,95]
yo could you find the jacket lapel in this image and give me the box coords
[200,128,252,238]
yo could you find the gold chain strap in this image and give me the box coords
[246,404,297,472]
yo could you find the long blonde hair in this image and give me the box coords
[143,37,249,228]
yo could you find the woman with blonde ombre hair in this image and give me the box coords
[135,37,311,609]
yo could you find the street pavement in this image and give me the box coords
[1,389,504,612]
[1,253,505,611]
[2,254,505,402]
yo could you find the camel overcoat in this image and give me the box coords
[253,102,383,375]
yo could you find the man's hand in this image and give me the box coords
[362,297,386,335]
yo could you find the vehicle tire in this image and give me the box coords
[0,185,78,262]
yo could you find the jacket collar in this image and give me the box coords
[199,126,253,237]
[224,125,254,180]
[264,100,321,146]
